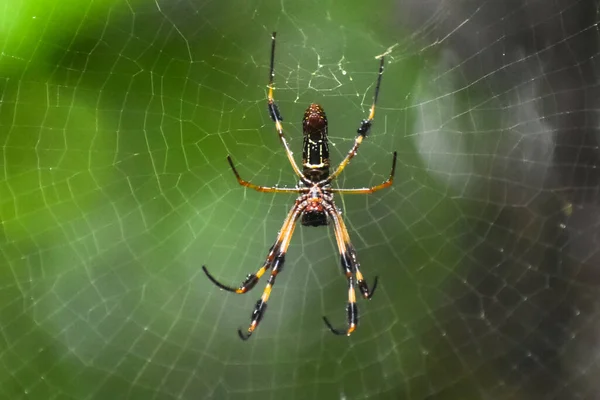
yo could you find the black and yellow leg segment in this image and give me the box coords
[238,202,303,340]
[202,201,300,294]
[335,211,379,299]
[356,56,384,136]
[345,245,379,300]
[321,56,386,185]
[226,155,308,194]
[330,151,397,195]
[322,202,378,336]
[238,253,286,340]
[323,275,358,336]
[267,32,311,185]
[202,253,271,294]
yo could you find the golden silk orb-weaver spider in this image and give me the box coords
[202,32,397,340]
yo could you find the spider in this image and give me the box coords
[202,32,397,340]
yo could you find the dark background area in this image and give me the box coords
[1,0,599,399]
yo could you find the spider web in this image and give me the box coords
[1,0,600,399]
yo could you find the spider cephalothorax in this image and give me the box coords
[202,32,396,340]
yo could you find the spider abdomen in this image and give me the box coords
[302,103,330,183]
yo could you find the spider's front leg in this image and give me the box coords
[335,210,379,300]
[203,199,305,340]
[238,252,285,340]
[238,201,305,340]
[321,202,379,336]
[202,199,301,294]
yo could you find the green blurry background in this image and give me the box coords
[0,0,475,399]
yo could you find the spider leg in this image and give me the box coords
[238,201,306,340]
[320,56,385,186]
[227,155,308,194]
[332,207,379,299]
[321,201,379,336]
[267,32,312,186]
[202,200,302,294]
[330,151,397,194]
